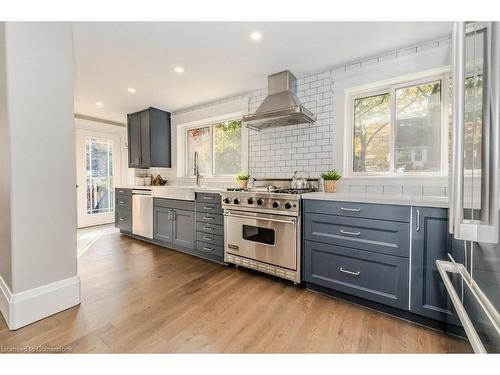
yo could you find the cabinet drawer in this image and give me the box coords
[304,241,409,310]
[196,222,224,236]
[115,188,132,196]
[153,198,194,211]
[116,194,132,209]
[196,192,221,204]
[196,202,223,214]
[304,213,410,258]
[303,200,410,223]
[196,232,223,247]
[115,208,132,232]
[197,212,223,225]
[196,241,224,257]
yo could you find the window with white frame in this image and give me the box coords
[184,120,245,177]
[347,73,450,177]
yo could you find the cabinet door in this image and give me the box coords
[127,114,142,168]
[154,207,173,244]
[410,207,461,324]
[172,209,195,249]
[139,110,150,167]
[149,108,171,168]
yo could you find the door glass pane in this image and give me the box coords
[242,225,275,245]
[214,121,242,175]
[187,126,211,175]
[86,137,113,215]
[395,81,442,173]
[353,93,391,172]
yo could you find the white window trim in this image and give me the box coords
[176,112,248,178]
[343,67,451,179]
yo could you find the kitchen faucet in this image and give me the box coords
[194,151,201,186]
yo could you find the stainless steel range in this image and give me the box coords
[222,183,314,284]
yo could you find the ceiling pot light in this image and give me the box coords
[174,66,184,74]
[127,88,136,93]
[250,32,262,41]
[95,101,103,107]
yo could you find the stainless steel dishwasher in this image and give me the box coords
[132,189,153,239]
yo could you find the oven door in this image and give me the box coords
[224,209,298,270]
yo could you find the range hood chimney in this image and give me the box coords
[242,70,316,130]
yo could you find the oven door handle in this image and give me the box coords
[223,212,296,225]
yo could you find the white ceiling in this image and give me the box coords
[73,22,453,123]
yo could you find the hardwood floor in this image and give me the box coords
[0,231,472,353]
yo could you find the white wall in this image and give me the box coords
[0,22,80,330]
[0,23,12,291]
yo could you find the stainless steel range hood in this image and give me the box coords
[242,70,316,130]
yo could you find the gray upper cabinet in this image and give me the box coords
[127,107,171,169]
[410,207,462,325]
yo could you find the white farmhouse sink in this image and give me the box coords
[152,186,197,201]
[151,185,226,201]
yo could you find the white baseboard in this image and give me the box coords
[0,274,80,330]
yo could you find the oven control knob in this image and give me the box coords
[257,198,264,206]
[247,197,254,204]
[272,201,280,208]
[223,197,231,204]
[284,202,292,209]
[233,198,240,204]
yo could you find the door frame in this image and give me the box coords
[75,124,124,228]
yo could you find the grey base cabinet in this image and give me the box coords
[115,188,132,233]
[194,193,225,263]
[153,198,195,250]
[410,207,462,325]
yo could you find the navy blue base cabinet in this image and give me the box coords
[410,206,462,325]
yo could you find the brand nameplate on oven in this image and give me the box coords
[228,244,239,250]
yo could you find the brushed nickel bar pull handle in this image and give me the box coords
[202,196,214,200]
[203,236,213,241]
[119,200,125,204]
[340,267,360,276]
[204,216,214,220]
[203,226,213,231]
[340,229,361,236]
[416,209,420,232]
[119,218,125,221]
[203,206,214,210]
[340,207,361,212]
[203,246,214,251]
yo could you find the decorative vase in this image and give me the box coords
[323,180,338,193]
[236,179,248,189]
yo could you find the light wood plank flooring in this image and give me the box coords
[0,231,471,353]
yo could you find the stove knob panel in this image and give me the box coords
[223,197,231,204]
[272,201,280,208]
[284,202,292,209]
[247,197,254,204]
[233,198,240,204]
[257,198,264,206]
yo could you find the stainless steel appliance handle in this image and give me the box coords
[339,267,360,276]
[436,260,487,353]
[415,209,420,232]
[340,229,361,236]
[450,22,466,236]
[223,212,296,225]
[340,207,361,212]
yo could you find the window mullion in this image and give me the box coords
[389,85,397,176]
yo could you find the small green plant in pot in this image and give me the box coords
[236,172,250,189]
[320,170,342,193]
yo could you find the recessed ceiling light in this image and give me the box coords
[250,32,262,41]
[127,88,136,93]
[95,101,103,107]
[174,66,184,74]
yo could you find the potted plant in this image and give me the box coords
[235,172,250,189]
[320,170,342,193]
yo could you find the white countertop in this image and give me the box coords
[302,191,449,208]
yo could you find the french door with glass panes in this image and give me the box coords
[76,130,121,228]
